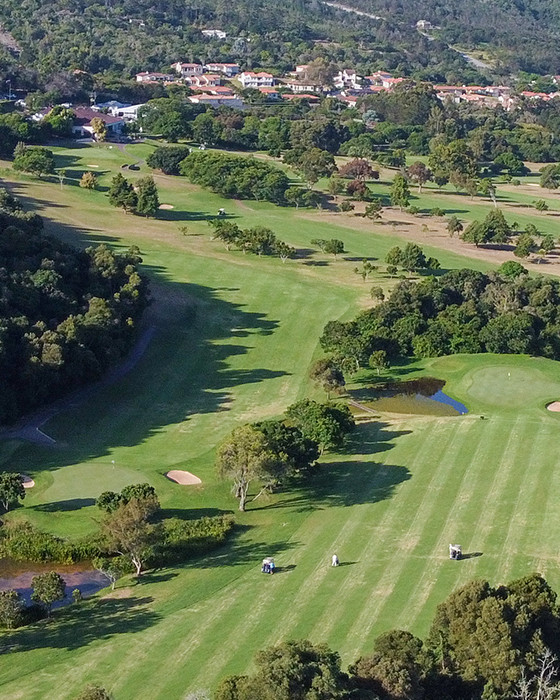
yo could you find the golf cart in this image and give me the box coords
[261,557,275,574]
[449,544,462,560]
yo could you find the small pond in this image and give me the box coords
[354,377,468,416]
[0,558,110,607]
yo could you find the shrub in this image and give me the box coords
[430,207,446,217]
[152,515,235,565]
[0,521,101,564]
[339,200,354,212]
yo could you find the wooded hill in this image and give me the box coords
[0,0,481,97]
[346,0,560,75]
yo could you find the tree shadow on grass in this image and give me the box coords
[6,596,159,652]
[251,423,412,514]
[31,498,96,512]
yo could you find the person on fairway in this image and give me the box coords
[332,554,339,567]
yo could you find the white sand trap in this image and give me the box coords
[86,164,99,168]
[547,401,560,412]
[159,204,174,210]
[21,474,35,488]
[166,470,202,485]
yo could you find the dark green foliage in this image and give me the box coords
[0,520,101,563]
[138,100,204,141]
[12,145,55,177]
[216,639,351,700]
[0,191,148,424]
[31,571,66,616]
[0,473,25,512]
[108,173,137,212]
[96,483,160,513]
[75,686,112,700]
[286,399,355,453]
[384,244,438,272]
[498,261,528,279]
[253,420,320,482]
[0,590,24,629]
[461,210,511,247]
[350,630,430,700]
[322,268,560,363]
[153,515,235,565]
[390,174,410,210]
[181,151,289,204]
[209,220,295,260]
[134,176,160,217]
[146,145,191,175]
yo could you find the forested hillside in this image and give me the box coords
[346,0,560,74]
[0,0,480,97]
[0,190,149,424]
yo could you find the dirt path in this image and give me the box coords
[0,325,156,446]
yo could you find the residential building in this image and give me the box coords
[172,62,204,78]
[239,71,274,88]
[201,29,227,39]
[284,80,319,93]
[186,74,222,88]
[188,94,244,108]
[204,62,240,77]
[72,107,125,137]
[136,72,174,83]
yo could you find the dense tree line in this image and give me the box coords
[180,150,290,203]
[320,268,560,372]
[0,189,149,423]
[214,574,560,699]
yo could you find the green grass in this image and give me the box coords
[1,146,560,698]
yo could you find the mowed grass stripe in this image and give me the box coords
[304,418,461,645]
[323,419,475,660]
[497,419,551,582]
[148,502,341,695]
[390,416,499,633]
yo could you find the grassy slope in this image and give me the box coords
[0,145,559,698]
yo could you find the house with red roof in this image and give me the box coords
[72,107,125,137]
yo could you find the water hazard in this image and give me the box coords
[0,558,110,607]
[353,377,468,416]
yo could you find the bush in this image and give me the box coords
[152,515,235,565]
[0,521,101,564]
[339,200,354,212]
[430,207,446,217]
[146,145,191,175]
[407,205,420,215]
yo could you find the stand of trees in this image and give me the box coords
[320,268,560,371]
[209,220,296,260]
[217,403,354,511]
[180,151,290,204]
[0,190,149,424]
[216,573,560,700]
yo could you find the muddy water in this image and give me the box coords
[356,377,468,416]
[0,558,110,605]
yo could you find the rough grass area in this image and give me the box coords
[0,145,559,699]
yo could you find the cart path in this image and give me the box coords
[0,325,156,446]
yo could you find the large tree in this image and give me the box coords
[12,145,55,178]
[31,571,66,616]
[390,174,410,211]
[134,176,160,217]
[0,590,24,629]
[101,498,156,576]
[286,399,355,454]
[217,425,273,511]
[0,473,25,512]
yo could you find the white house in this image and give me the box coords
[239,71,274,88]
[93,101,146,121]
[186,73,222,88]
[204,62,240,77]
[284,80,319,93]
[188,94,244,109]
[334,69,362,90]
[416,19,433,30]
[136,72,174,83]
[172,62,204,78]
[201,29,227,39]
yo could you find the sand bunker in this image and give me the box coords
[159,204,174,210]
[547,401,560,412]
[86,164,99,168]
[166,470,202,485]
[21,474,35,488]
